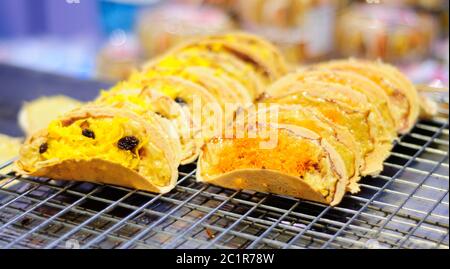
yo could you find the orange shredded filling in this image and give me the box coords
[208,132,322,178]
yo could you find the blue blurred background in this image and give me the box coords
[0,0,160,79]
[0,0,448,84]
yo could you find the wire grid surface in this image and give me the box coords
[0,106,448,249]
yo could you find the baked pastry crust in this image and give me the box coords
[16,106,181,194]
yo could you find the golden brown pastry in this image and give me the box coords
[96,86,198,165]
[237,104,362,192]
[316,59,420,134]
[166,32,289,85]
[198,121,349,206]
[144,46,265,100]
[279,68,397,139]
[263,80,393,176]
[16,106,181,193]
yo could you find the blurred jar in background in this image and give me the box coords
[137,3,234,58]
[96,30,141,82]
[336,4,437,63]
[235,0,339,64]
[175,0,238,11]
[354,0,445,12]
[98,0,160,36]
[96,0,159,81]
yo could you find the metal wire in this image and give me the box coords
[0,107,448,249]
[320,121,448,249]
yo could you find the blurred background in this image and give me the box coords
[0,0,448,85]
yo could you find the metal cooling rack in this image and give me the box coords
[0,104,448,249]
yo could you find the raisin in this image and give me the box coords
[82,129,95,139]
[21,218,31,226]
[174,97,187,105]
[118,136,140,151]
[39,143,48,154]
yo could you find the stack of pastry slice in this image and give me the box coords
[14,33,424,203]
[198,59,422,205]
[15,32,288,194]
[315,59,420,134]
[99,32,288,158]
